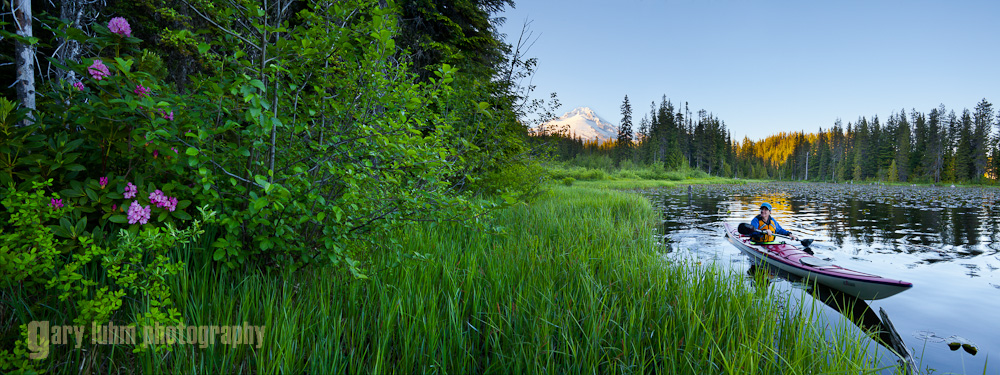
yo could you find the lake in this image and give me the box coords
[642,182,999,374]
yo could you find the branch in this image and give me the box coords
[178,0,261,52]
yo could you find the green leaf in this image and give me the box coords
[198,43,211,54]
[64,164,86,172]
[185,147,199,156]
[109,214,128,224]
[75,217,87,235]
[249,79,266,92]
[85,187,98,201]
[171,210,193,221]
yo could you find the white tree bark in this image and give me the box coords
[53,0,87,84]
[14,0,36,125]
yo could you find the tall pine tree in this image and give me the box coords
[616,95,634,166]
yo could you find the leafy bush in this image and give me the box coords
[613,170,640,180]
[665,171,686,181]
[571,154,614,171]
[562,177,575,186]
[0,180,211,369]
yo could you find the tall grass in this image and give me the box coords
[8,186,883,374]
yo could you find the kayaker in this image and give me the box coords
[751,202,797,242]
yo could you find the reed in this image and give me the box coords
[9,185,886,374]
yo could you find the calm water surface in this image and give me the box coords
[643,182,999,374]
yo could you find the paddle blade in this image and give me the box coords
[737,223,755,235]
[801,239,814,247]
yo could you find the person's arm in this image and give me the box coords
[750,217,760,231]
[773,220,796,239]
[773,220,788,235]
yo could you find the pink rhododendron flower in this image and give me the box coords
[127,200,151,225]
[50,198,64,209]
[171,147,178,154]
[73,82,85,91]
[124,182,137,199]
[149,190,165,205]
[134,84,151,98]
[112,203,117,212]
[99,177,108,189]
[153,150,159,158]
[88,60,111,80]
[149,189,178,211]
[163,110,174,121]
[108,17,132,37]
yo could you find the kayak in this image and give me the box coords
[724,222,912,300]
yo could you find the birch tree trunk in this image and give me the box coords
[54,0,88,84]
[14,0,35,125]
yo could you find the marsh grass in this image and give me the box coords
[7,186,885,374]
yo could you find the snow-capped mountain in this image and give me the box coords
[536,107,618,142]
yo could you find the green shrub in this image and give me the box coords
[571,154,613,171]
[562,177,575,186]
[687,169,710,179]
[580,168,610,180]
[665,171,686,181]
[0,180,211,370]
[479,160,549,200]
[0,180,63,288]
[613,170,640,180]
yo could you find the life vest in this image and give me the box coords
[754,215,776,242]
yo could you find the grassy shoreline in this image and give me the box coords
[11,183,886,373]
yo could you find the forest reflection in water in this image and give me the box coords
[642,182,999,374]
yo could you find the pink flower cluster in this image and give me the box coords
[149,189,178,212]
[99,177,108,189]
[134,84,151,98]
[155,108,175,121]
[50,198,64,209]
[124,182,138,199]
[88,60,110,80]
[127,200,151,225]
[108,17,132,37]
[73,82,85,91]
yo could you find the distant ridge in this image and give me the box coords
[536,107,618,142]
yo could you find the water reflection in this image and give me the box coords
[641,182,999,374]
[747,264,918,372]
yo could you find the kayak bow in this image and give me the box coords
[724,222,912,300]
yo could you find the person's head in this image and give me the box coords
[759,202,772,219]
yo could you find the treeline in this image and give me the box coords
[534,95,735,175]
[537,95,999,184]
[739,100,998,183]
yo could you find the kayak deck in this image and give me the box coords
[723,222,912,300]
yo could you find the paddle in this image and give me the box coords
[774,233,814,247]
[736,223,814,247]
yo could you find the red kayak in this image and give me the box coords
[724,222,912,300]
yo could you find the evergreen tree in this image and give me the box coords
[616,95,634,166]
[943,110,959,183]
[910,110,927,179]
[971,102,992,181]
[973,99,997,179]
[895,110,911,182]
[853,117,869,180]
[955,110,974,181]
[925,107,945,183]
[637,113,650,163]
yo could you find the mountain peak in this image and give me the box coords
[565,107,597,119]
[537,107,617,142]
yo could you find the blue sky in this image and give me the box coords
[498,0,1000,142]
